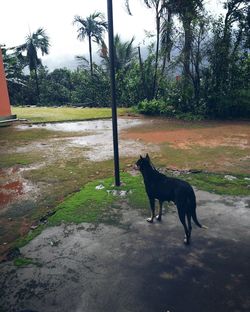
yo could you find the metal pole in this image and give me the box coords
[107,0,120,186]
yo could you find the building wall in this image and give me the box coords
[0,49,12,118]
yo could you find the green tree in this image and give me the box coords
[125,1,164,98]
[205,0,250,117]
[126,0,204,97]
[1,45,28,105]
[160,2,173,74]
[100,34,137,72]
[16,28,50,101]
[39,68,72,105]
[100,34,138,106]
[169,0,204,81]
[73,12,107,76]
[1,45,25,86]
[143,1,162,98]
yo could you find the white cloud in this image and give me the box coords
[1,0,223,70]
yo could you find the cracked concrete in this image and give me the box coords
[0,190,249,312]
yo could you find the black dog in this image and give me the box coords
[136,154,205,244]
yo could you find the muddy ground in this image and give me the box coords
[0,117,250,311]
[0,189,250,312]
[0,118,158,255]
[122,119,250,149]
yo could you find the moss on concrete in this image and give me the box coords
[13,170,249,250]
[14,257,42,267]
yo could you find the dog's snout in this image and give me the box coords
[133,164,139,170]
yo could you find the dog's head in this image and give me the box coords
[135,154,151,172]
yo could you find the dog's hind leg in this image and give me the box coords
[147,197,155,223]
[187,212,192,242]
[156,200,163,221]
[177,207,190,245]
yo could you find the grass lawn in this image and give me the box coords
[12,106,130,123]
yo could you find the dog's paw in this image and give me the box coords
[183,236,190,245]
[156,215,162,222]
[146,218,154,223]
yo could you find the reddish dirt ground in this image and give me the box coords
[0,181,24,206]
[0,168,25,208]
[122,121,250,149]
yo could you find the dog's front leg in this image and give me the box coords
[147,197,155,223]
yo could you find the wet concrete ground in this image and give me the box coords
[0,189,249,312]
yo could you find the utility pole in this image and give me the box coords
[107,0,120,186]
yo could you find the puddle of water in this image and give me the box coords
[17,118,143,133]
[16,118,159,161]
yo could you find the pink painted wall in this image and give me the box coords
[0,49,12,117]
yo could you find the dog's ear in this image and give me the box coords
[140,155,143,160]
[146,153,150,160]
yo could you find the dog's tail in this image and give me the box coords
[191,209,202,228]
[192,211,208,229]
[191,198,208,229]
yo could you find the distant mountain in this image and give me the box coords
[43,54,79,71]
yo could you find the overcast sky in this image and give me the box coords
[1,0,224,70]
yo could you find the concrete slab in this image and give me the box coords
[0,190,249,312]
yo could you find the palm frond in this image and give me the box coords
[125,0,132,15]
[15,27,50,73]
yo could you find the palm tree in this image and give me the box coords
[73,12,108,75]
[125,0,204,89]
[16,27,50,100]
[126,0,163,98]
[160,3,173,74]
[100,34,137,72]
[172,1,204,80]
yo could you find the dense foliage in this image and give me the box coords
[2,0,250,118]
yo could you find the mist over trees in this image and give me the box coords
[2,0,250,119]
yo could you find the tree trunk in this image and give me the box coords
[161,9,172,75]
[34,68,40,104]
[138,46,147,99]
[183,18,192,81]
[153,5,161,99]
[88,35,93,76]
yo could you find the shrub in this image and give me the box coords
[137,99,175,116]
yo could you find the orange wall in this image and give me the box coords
[0,49,12,117]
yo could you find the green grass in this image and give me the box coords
[181,172,250,196]
[48,172,147,225]
[0,127,89,143]
[0,152,42,168]
[12,106,130,123]
[15,225,46,249]
[48,177,114,225]
[14,257,42,267]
